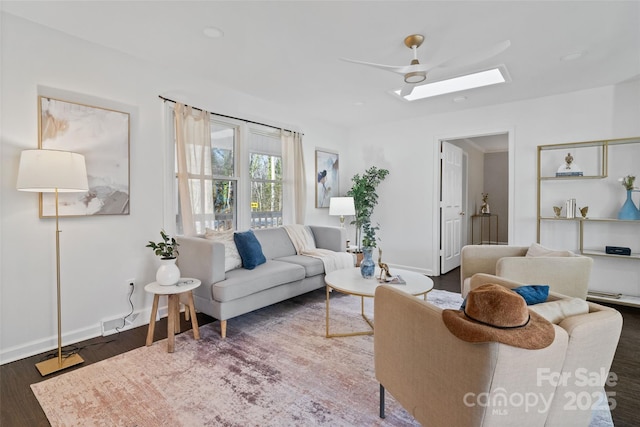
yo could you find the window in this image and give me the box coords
[210,121,238,231]
[249,130,283,229]
[172,106,291,233]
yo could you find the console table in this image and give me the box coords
[471,214,499,245]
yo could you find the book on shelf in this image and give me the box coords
[377,274,406,285]
[555,171,584,177]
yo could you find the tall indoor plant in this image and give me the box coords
[347,166,389,277]
[347,166,390,248]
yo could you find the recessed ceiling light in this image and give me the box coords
[354,101,365,107]
[395,66,508,101]
[453,96,467,103]
[203,27,224,38]
[560,51,585,61]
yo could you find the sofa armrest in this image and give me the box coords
[496,256,593,299]
[374,285,568,426]
[175,236,226,285]
[545,302,622,426]
[309,225,346,252]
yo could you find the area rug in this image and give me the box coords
[31,289,612,426]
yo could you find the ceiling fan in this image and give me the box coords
[341,35,511,97]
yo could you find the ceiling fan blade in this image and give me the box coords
[400,84,415,97]
[340,57,416,75]
[434,40,511,70]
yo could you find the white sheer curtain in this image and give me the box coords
[282,131,306,224]
[174,103,212,236]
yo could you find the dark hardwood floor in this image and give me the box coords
[1,268,638,426]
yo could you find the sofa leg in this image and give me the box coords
[220,320,227,338]
[379,384,385,419]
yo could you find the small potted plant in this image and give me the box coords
[146,230,179,259]
[147,230,181,286]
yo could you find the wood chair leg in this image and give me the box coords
[220,319,227,338]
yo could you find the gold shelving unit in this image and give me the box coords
[536,136,640,254]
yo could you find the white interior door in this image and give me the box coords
[441,141,464,274]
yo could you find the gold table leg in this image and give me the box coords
[325,285,374,338]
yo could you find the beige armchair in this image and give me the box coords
[374,278,622,427]
[460,245,593,299]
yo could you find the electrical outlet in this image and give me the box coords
[126,278,136,294]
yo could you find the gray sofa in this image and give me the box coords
[176,225,348,338]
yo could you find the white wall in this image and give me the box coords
[0,13,347,363]
[346,79,640,289]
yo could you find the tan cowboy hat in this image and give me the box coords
[442,284,555,350]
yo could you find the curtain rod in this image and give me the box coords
[158,95,302,135]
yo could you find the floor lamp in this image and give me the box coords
[17,149,89,376]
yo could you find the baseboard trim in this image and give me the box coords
[0,305,173,365]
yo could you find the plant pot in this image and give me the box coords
[360,247,375,279]
[156,258,180,286]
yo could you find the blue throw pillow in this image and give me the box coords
[233,230,266,270]
[512,285,550,305]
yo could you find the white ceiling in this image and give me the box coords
[3,1,639,129]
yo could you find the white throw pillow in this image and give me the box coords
[204,228,242,272]
[529,298,589,324]
[526,242,572,257]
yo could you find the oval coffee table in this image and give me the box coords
[324,267,434,338]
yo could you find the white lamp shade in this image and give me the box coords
[329,197,356,216]
[17,150,88,193]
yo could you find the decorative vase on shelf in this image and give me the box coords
[360,247,375,279]
[617,190,640,220]
[156,258,180,286]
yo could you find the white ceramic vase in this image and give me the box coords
[156,258,180,286]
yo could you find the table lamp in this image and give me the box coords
[329,197,355,228]
[17,149,88,376]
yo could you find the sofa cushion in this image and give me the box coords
[204,228,242,272]
[253,227,298,259]
[276,255,325,277]
[526,243,572,257]
[529,298,589,324]
[212,260,305,302]
[234,230,267,270]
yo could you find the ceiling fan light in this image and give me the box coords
[404,71,426,84]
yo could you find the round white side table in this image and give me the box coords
[144,278,201,353]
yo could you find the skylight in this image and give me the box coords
[396,67,508,101]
